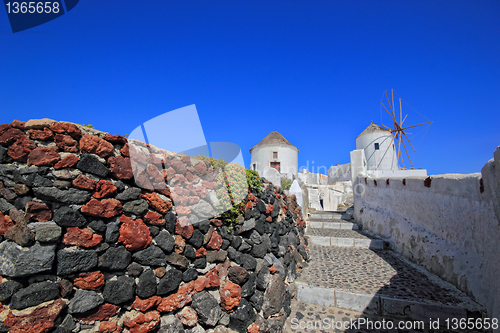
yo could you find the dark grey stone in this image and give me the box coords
[29,222,62,243]
[154,230,175,253]
[0,198,14,214]
[127,262,143,277]
[165,253,189,269]
[229,299,256,333]
[0,280,23,302]
[187,229,204,249]
[256,267,271,291]
[148,225,160,237]
[228,266,249,286]
[196,220,210,234]
[241,273,256,298]
[238,241,252,253]
[87,219,106,233]
[262,274,286,318]
[250,234,271,259]
[0,241,55,277]
[238,253,257,271]
[192,257,206,269]
[206,250,227,263]
[76,154,110,177]
[271,202,280,217]
[137,270,157,299]
[116,187,141,201]
[164,211,176,234]
[132,245,167,266]
[68,289,104,314]
[122,199,149,215]
[105,218,120,243]
[182,267,198,282]
[241,218,255,232]
[103,275,135,304]
[256,199,266,213]
[57,247,98,275]
[31,174,53,187]
[98,246,131,271]
[53,180,71,190]
[33,187,91,204]
[184,244,196,259]
[191,291,221,327]
[231,236,242,249]
[53,206,87,227]
[10,281,60,310]
[157,268,183,295]
[249,290,264,312]
[227,246,241,263]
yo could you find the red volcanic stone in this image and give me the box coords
[104,133,127,144]
[10,120,26,129]
[157,281,196,313]
[63,227,103,248]
[245,201,253,210]
[210,218,222,227]
[79,134,114,158]
[205,268,220,288]
[94,180,117,199]
[175,216,193,239]
[74,271,105,290]
[170,158,187,175]
[269,266,277,274]
[28,128,53,141]
[194,277,209,292]
[118,215,151,251]
[0,127,26,145]
[146,164,163,183]
[120,143,130,157]
[174,235,186,254]
[8,137,36,162]
[124,311,160,333]
[165,167,175,180]
[4,299,66,333]
[194,186,208,199]
[265,216,272,223]
[108,156,133,180]
[201,181,216,189]
[176,306,198,327]
[141,192,172,214]
[81,198,122,218]
[75,304,120,324]
[248,323,260,333]
[195,247,207,258]
[154,267,166,278]
[220,281,241,313]
[193,162,207,176]
[180,155,192,166]
[0,123,10,135]
[50,122,82,140]
[0,211,14,236]
[206,231,223,250]
[27,147,60,166]
[175,206,191,216]
[131,296,161,312]
[25,201,52,222]
[143,211,165,226]
[266,204,273,214]
[59,279,73,298]
[54,154,79,169]
[99,321,123,333]
[72,174,96,190]
[54,134,79,153]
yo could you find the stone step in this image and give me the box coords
[295,245,484,327]
[306,228,384,250]
[309,212,343,220]
[308,220,360,230]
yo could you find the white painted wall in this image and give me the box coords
[353,146,500,321]
[250,144,298,178]
[356,131,397,171]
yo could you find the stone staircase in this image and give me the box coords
[284,209,486,332]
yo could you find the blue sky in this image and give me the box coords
[1,0,499,175]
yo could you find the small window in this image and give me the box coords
[374,143,380,150]
[273,151,278,159]
[253,163,256,170]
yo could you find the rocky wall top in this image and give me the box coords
[0,119,309,333]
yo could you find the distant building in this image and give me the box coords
[249,132,298,179]
[355,121,397,171]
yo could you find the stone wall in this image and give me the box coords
[0,119,309,333]
[353,145,500,321]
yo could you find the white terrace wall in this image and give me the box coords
[353,146,500,321]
